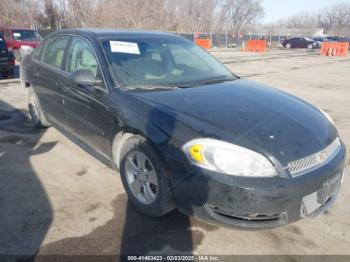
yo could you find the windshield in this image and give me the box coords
[12,30,41,41]
[101,36,236,88]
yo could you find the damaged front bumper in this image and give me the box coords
[171,144,346,229]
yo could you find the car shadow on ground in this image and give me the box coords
[39,194,217,259]
[38,106,218,259]
[0,100,54,257]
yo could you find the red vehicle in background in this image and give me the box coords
[0,27,41,62]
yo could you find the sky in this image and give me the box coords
[262,0,349,23]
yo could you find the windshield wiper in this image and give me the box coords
[125,84,179,90]
[125,78,237,90]
[195,78,236,86]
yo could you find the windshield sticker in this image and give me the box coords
[110,41,140,55]
[13,32,21,37]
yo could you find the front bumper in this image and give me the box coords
[171,144,346,229]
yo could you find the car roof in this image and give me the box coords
[50,28,180,39]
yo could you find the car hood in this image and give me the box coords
[130,79,338,166]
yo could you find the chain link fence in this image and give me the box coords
[37,29,290,48]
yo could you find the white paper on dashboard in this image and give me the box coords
[110,41,140,55]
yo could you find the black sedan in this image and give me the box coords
[282,37,320,49]
[20,29,346,229]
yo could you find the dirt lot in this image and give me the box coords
[0,48,349,258]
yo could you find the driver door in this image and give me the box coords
[59,36,109,155]
[299,38,308,48]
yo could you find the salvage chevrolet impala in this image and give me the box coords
[20,29,346,229]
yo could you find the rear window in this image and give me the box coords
[12,30,41,41]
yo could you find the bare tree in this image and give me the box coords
[0,0,266,34]
[219,0,264,34]
[270,2,350,36]
[318,2,350,35]
[90,0,219,33]
[0,0,44,27]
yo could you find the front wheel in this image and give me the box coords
[119,135,175,217]
[286,43,292,49]
[307,44,313,49]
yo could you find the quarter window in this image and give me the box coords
[33,41,46,60]
[42,36,69,69]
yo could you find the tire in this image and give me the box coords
[286,43,292,49]
[307,44,313,49]
[118,135,175,217]
[27,86,51,128]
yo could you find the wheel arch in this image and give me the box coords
[111,125,170,171]
[112,129,138,170]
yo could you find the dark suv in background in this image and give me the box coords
[0,36,15,78]
[0,27,41,62]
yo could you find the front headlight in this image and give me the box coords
[182,138,277,177]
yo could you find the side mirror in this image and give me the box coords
[71,70,103,87]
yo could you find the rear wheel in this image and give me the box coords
[286,43,292,49]
[118,135,175,217]
[27,86,51,128]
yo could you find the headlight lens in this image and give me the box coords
[182,138,277,177]
[320,109,335,126]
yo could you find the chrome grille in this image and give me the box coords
[288,138,341,176]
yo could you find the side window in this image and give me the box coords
[66,37,99,79]
[33,41,45,60]
[42,36,69,69]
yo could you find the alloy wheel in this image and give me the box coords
[125,150,158,204]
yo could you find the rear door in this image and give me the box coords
[31,35,70,124]
[59,36,109,155]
